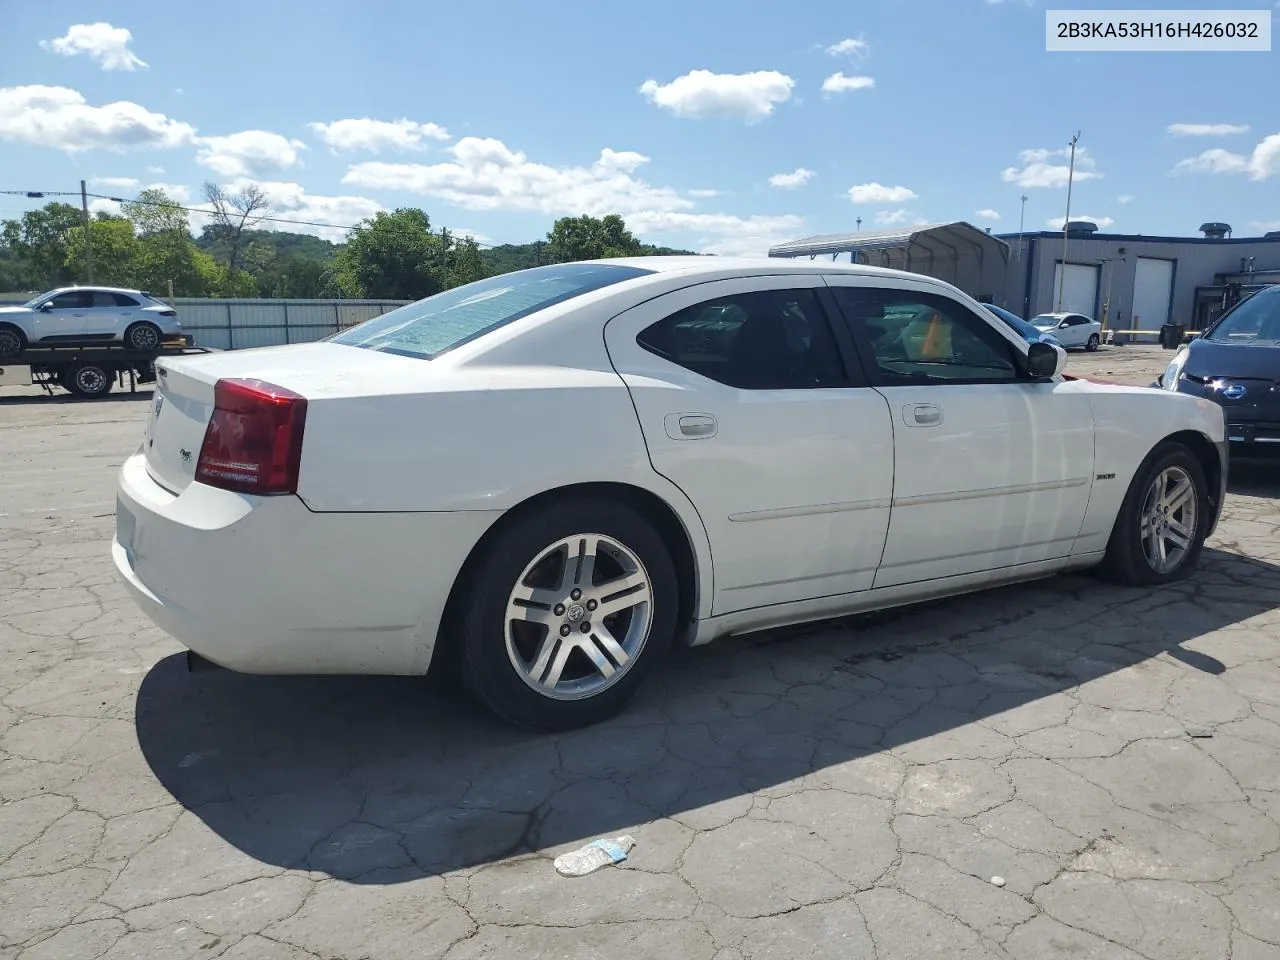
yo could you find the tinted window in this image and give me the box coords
[91,292,120,308]
[111,293,140,307]
[329,262,654,360]
[48,291,92,309]
[636,288,845,389]
[831,287,1019,384]
[1205,287,1280,343]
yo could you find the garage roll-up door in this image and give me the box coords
[1052,263,1100,318]
[1133,257,1175,327]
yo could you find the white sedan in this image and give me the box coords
[1030,311,1103,351]
[114,258,1228,730]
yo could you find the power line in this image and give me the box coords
[0,188,514,248]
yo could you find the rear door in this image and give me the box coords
[86,291,127,339]
[603,274,895,615]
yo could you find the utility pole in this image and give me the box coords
[1056,131,1080,312]
[79,179,94,283]
[856,217,862,231]
[1017,194,1027,261]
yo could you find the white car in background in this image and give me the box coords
[113,258,1227,731]
[1030,311,1103,351]
[0,285,182,358]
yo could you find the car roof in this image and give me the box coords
[42,285,149,296]
[583,254,937,285]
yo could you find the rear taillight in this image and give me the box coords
[159,309,177,317]
[196,378,307,495]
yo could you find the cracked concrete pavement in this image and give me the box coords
[2,344,1280,959]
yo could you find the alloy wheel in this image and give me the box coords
[129,324,160,350]
[504,533,653,701]
[1139,465,1198,574]
[0,328,21,356]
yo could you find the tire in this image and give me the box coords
[1097,441,1209,586]
[453,496,679,731]
[1086,333,1100,351]
[0,324,26,359]
[124,321,162,353]
[65,363,114,399]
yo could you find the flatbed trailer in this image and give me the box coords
[0,338,214,399]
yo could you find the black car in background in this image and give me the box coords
[1156,284,1280,457]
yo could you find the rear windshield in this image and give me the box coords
[328,262,654,360]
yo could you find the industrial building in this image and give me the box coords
[768,220,1280,334]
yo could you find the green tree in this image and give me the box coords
[1,202,84,288]
[448,236,487,288]
[544,213,645,263]
[122,189,189,237]
[332,208,443,299]
[64,215,140,287]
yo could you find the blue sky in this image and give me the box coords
[1,0,1277,256]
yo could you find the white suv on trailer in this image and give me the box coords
[0,285,183,358]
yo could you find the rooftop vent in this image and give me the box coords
[1064,220,1098,237]
[1265,231,1280,240]
[1200,221,1232,239]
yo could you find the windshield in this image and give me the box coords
[22,294,47,308]
[328,262,654,360]
[1030,315,1060,327]
[1205,287,1280,344]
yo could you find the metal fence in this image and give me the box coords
[169,298,411,350]
[0,296,412,350]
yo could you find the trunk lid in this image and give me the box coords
[143,341,424,494]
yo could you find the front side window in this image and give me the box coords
[636,288,846,389]
[830,287,1020,384]
[329,262,654,360]
[48,291,93,309]
[1205,287,1280,344]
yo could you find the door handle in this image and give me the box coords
[903,403,942,427]
[665,413,718,440]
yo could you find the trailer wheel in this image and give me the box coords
[0,324,26,359]
[66,363,114,398]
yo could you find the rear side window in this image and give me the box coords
[111,293,140,307]
[329,262,653,360]
[636,288,846,389]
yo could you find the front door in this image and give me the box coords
[824,279,1096,588]
[32,290,92,341]
[603,275,895,615]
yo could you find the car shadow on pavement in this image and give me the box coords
[135,544,1280,884]
[0,390,154,406]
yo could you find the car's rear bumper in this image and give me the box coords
[112,449,499,675]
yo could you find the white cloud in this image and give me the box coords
[1117,194,1134,204]
[826,37,869,58]
[40,22,146,71]
[975,208,1001,220]
[222,179,384,241]
[146,165,164,174]
[687,188,720,198]
[1248,133,1280,180]
[0,85,195,152]
[769,167,814,188]
[1047,214,1114,229]
[848,182,918,204]
[821,72,875,94]
[638,69,795,121]
[1166,122,1250,137]
[343,139,693,216]
[1173,147,1249,175]
[1001,146,1103,188]
[628,211,805,257]
[342,136,802,255]
[447,228,497,246]
[874,209,911,225]
[308,117,450,154]
[91,176,141,190]
[196,130,306,178]
[1249,219,1280,231]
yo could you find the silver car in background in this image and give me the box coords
[0,286,183,358]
